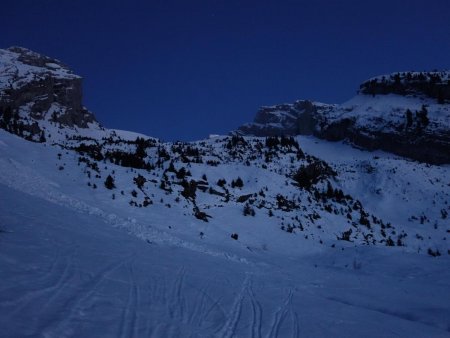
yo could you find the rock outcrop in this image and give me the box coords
[0,47,98,141]
[238,100,335,137]
[237,71,450,164]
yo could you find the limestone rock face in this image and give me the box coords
[237,71,450,164]
[237,100,335,137]
[0,47,98,140]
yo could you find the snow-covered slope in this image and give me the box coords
[1,128,448,256]
[1,132,450,337]
[1,48,450,337]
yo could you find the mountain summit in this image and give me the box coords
[0,46,98,142]
[237,71,450,164]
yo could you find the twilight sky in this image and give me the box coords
[1,0,449,141]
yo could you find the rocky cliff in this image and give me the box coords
[238,100,335,137]
[0,47,98,141]
[237,71,450,164]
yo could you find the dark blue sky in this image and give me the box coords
[2,1,449,141]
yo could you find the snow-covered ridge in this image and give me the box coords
[238,72,450,164]
[0,46,80,91]
[360,70,450,102]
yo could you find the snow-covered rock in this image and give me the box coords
[238,71,450,164]
[237,100,335,136]
[0,46,98,142]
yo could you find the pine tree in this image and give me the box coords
[437,89,445,104]
[104,175,115,189]
[418,105,429,127]
[133,174,146,189]
[405,109,413,128]
[235,177,244,188]
[39,131,46,143]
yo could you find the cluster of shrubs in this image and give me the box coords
[293,160,336,189]
[231,177,244,188]
[226,135,247,149]
[265,136,299,149]
[243,203,255,216]
[74,143,104,161]
[0,106,45,142]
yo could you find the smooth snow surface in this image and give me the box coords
[1,186,450,337]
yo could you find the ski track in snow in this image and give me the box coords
[217,274,250,338]
[266,289,299,338]
[168,267,187,322]
[40,254,135,337]
[2,245,78,318]
[118,262,139,338]
[188,273,216,327]
[217,275,302,338]
[246,277,263,338]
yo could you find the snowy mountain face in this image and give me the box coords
[0,47,98,142]
[238,71,450,164]
[1,48,450,337]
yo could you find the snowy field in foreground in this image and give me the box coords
[0,128,449,337]
[1,185,449,337]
